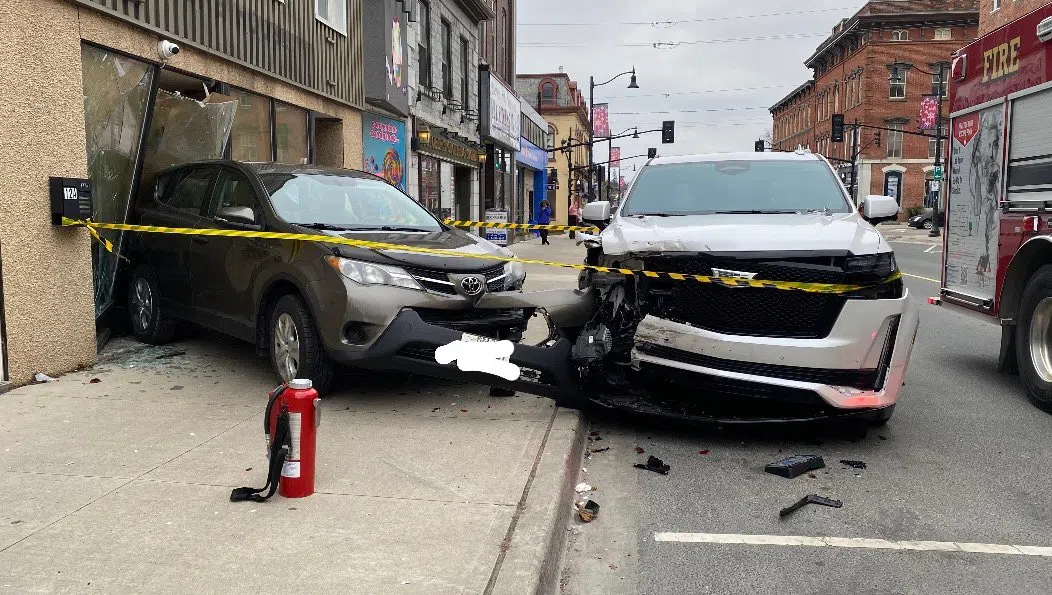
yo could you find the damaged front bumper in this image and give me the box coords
[346,288,596,404]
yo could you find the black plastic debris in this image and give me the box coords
[779,494,843,517]
[634,455,670,475]
[577,499,600,522]
[840,459,867,469]
[765,455,825,479]
[590,447,611,453]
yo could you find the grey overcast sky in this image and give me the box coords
[516,0,866,183]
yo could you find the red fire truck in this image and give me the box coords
[934,3,1052,406]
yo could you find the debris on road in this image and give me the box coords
[698,449,710,455]
[577,499,600,522]
[635,447,645,454]
[765,455,825,479]
[840,459,867,469]
[807,472,817,479]
[634,455,670,475]
[590,447,611,454]
[575,483,593,493]
[34,373,57,383]
[89,378,101,384]
[155,350,186,359]
[779,494,843,517]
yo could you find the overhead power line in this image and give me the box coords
[611,106,770,115]
[518,6,861,27]
[519,32,828,48]
[601,84,797,100]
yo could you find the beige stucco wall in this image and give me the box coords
[0,0,365,385]
[0,0,98,383]
[544,113,591,226]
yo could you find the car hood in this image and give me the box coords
[600,212,889,255]
[302,226,509,272]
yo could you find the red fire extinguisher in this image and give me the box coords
[230,379,320,502]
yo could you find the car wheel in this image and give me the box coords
[1015,265,1052,406]
[269,294,335,394]
[922,219,933,230]
[127,265,177,345]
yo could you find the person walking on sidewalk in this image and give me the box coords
[537,200,553,245]
[568,200,581,240]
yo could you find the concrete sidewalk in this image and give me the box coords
[0,239,589,594]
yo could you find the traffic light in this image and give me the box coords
[661,120,675,144]
[831,113,845,142]
[648,147,657,159]
[755,140,765,152]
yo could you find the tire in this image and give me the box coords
[127,265,177,345]
[268,294,335,394]
[922,219,933,230]
[1015,265,1052,405]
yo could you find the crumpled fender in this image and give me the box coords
[474,287,597,329]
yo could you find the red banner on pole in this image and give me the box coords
[619,176,626,189]
[592,103,610,138]
[919,96,939,130]
[610,147,621,167]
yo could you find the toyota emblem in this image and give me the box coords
[460,276,485,296]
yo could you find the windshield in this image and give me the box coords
[261,173,443,231]
[621,159,851,216]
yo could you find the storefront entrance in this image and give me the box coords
[455,166,473,220]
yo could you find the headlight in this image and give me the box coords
[843,253,901,299]
[504,260,526,284]
[845,252,897,279]
[325,256,422,290]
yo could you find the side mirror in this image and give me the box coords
[216,206,259,228]
[862,195,899,220]
[582,201,612,228]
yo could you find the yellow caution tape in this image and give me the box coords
[63,218,899,295]
[444,219,600,233]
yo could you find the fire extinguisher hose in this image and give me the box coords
[230,386,292,503]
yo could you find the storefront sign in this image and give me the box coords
[362,113,407,191]
[480,71,521,151]
[418,128,482,166]
[484,209,509,246]
[362,0,409,116]
[518,137,547,170]
[950,4,1052,113]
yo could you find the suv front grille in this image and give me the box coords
[404,265,507,295]
[641,254,848,339]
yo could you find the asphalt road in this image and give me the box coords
[559,236,1052,595]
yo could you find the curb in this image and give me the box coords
[488,407,586,595]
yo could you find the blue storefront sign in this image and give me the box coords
[362,113,407,192]
[518,137,548,171]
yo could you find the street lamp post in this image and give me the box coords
[890,61,946,237]
[589,68,638,202]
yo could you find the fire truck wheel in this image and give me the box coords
[268,294,335,395]
[1015,265,1052,405]
[127,265,176,345]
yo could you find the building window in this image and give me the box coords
[889,66,906,99]
[934,28,952,40]
[497,8,507,79]
[541,81,556,105]
[230,90,274,162]
[548,124,557,161]
[275,101,309,164]
[418,1,432,88]
[314,0,347,36]
[440,19,452,98]
[887,122,904,159]
[891,29,909,41]
[929,121,947,158]
[460,37,470,110]
[931,64,950,97]
[992,0,1001,11]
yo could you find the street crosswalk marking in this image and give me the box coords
[653,533,1052,557]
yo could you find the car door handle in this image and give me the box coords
[193,236,209,245]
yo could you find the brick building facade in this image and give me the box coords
[771,0,980,218]
[980,0,1052,35]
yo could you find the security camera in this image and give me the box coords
[1038,16,1052,44]
[158,40,181,60]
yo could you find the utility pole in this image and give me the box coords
[850,119,859,202]
[930,66,945,238]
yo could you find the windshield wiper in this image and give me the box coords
[377,226,434,232]
[294,222,354,231]
[714,210,799,214]
[631,213,689,217]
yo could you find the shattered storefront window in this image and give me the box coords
[230,89,273,161]
[81,45,155,319]
[141,89,238,179]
